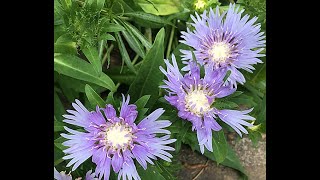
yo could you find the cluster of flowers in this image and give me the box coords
[55,4,265,180]
[160,3,265,153]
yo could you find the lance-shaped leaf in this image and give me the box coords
[123,12,174,26]
[85,84,106,108]
[114,32,137,74]
[128,28,165,108]
[54,54,116,91]
[82,46,102,76]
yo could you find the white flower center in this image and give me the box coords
[208,42,231,63]
[185,90,211,115]
[105,122,132,149]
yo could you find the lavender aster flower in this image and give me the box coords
[180,3,265,86]
[61,95,176,180]
[160,55,254,153]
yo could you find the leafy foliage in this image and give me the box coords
[128,28,165,108]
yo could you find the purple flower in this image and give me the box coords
[180,4,265,86]
[54,168,97,180]
[160,55,254,153]
[61,95,176,180]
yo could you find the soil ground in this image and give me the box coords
[177,133,266,180]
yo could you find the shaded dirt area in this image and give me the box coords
[177,133,266,180]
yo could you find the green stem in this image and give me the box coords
[132,54,139,65]
[118,16,131,21]
[145,28,152,44]
[166,23,175,59]
[173,37,178,50]
[115,83,121,91]
[134,61,143,67]
[98,40,105,60]
[102,44,114,67]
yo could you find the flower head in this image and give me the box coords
[180,4,265,86]
[61,95,176,180]
[160,55,254,153]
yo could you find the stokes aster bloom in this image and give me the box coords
[61,95,176,180]
[180,3,265,86]
[54,168,97,180]
[160,55,254,153]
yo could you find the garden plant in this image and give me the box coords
[54,0,266,179]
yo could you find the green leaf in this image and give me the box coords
[255,94,266,124]
[111,0,135,13]
[54,137,68,151]
[214,99,239,110]
[244,83,264,98]
[54,34,77,54]
[114,19,146,58]
[85,84,106,108]
[248,129,262,147]
[136,108,149,122]
[134,95,151,122]
[54,146,65,166]
[226,91,243,99]
[211,130,228,164]
[114,32,137,74]
[99,33,115,41]
[59,84,79,102]
[231,93,257,108]
[57,73,105,93]
[102,23,126,32]
[251,63,266,84]
[82,46,102,76]
[54,91,65,121]
[171,43,192,69]
[105,91,116,106]
[54,117,65,132]
[136,163,166,180]
[134,0,183,15]
[167,8,191,21]
[174,122,190,152]
[134,95,151,110]
[96,0,105,10]
[134,18,166,28]
[120,20,152,50]
[60,0,72,10]
[223,70,232,82]
[123,12,174,26]
[54,54,116,91]
[105,65,140,85]
[154,161,176,180]
[175,139,181,152]
[128,28,165,108]
[54,25,66,42]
